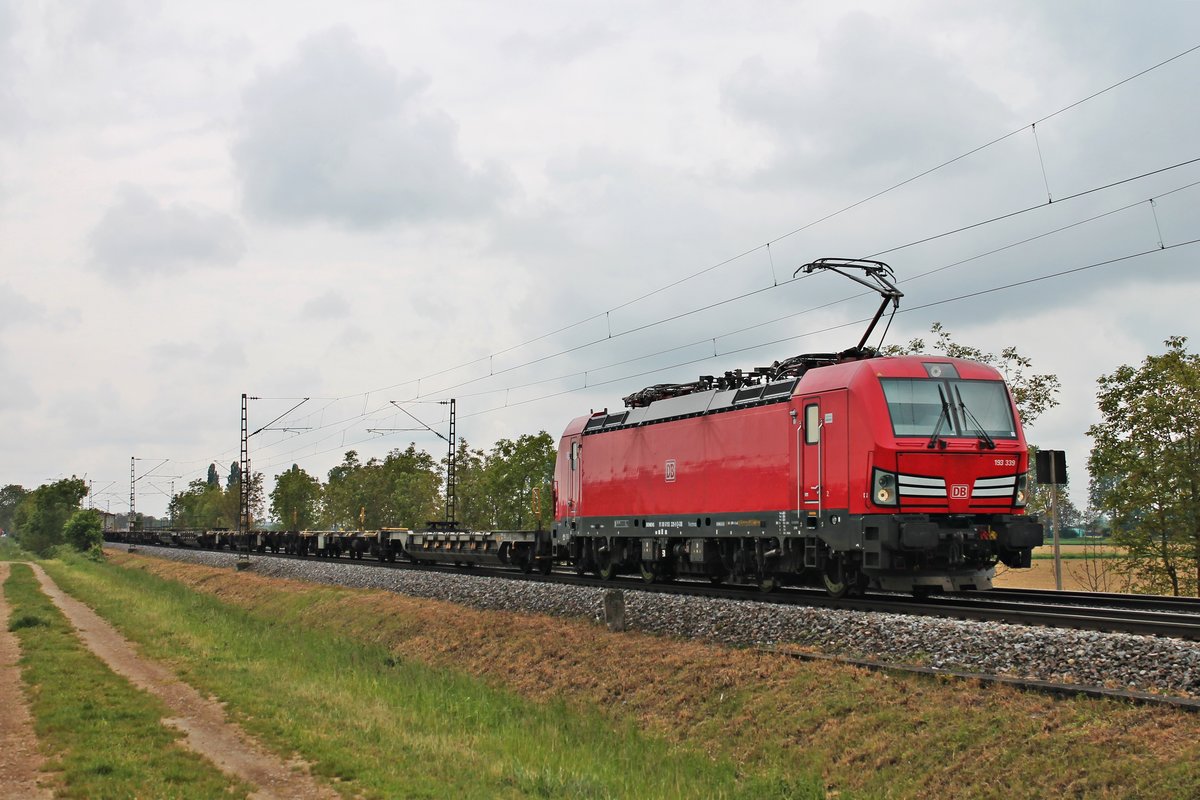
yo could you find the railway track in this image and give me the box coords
[984,586,1200,614]
[113,542,1200,642]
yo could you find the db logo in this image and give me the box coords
[665,459,677,483]
[951,484,968,499]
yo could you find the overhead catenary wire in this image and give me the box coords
[245,175,1200,473]
[252,233,1200,476]
[166,43,1200,491]
[303,42,1200,406]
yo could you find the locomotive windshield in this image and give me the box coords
[880,378,1017,439]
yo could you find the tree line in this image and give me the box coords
[170,431,556,533]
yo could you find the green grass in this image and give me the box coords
[0,535,30,560]
[3,562,249,799]
[43,555,826,799]
[1032,551,1124,560]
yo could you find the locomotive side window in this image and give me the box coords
[570,441,580,470]
[804,404,820,444]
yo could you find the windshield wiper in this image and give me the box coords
[927,385,951,449]
[953,385,995,450]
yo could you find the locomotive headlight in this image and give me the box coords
[872,468,899,507]
[1014,473,1028,507]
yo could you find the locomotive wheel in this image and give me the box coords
[595,552,618,581]
[758,575,779,593]
[538,559,552,575]
[822,573,848,598]
[822,561,850,599]
[708,575,724,585]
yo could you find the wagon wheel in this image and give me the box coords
[538,558,552,575]
[758,574,779,593]
[639,562,657,584]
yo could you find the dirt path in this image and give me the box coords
[28,563,338,800]
[0,562,55,800]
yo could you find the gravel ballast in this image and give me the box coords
[116,545,1200,699]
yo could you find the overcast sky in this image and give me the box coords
[2,0,1197,518]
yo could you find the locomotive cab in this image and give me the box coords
[805,356,1043,595]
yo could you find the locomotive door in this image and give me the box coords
[566,437,582,527]
[798,397,822,526]
[797,391,848,528]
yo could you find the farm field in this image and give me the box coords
[6,549,1200,798]
[994,542,1134,592]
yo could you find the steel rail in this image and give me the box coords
[983,586,1200,613]
[766,647,1200,712]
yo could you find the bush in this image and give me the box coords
[62,509,104,553]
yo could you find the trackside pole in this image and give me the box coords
[1036,449,1067,592]
[1051,479,1062,591]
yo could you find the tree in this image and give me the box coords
[270,465,322,530]
[170,478,227,528]
[169,464,264,529]
[206,464,221,488]
[478,433,556,530]
[1088,336,1200,596]
[0,484,27,533]
[322,448,440,530]
[885,322,1061,427]
[63,508,104,553]
[12,477,89,556]
[447,438,488,529]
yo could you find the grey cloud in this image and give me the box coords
[0,0,24,137]
[151,340,246,370]
[88,185,246,279]
[721,12,1008,188]
[501,22,622,64]
[233,27,511,228]
[0,347,36,411]
[0,283,44,330]
[300,289,350,320]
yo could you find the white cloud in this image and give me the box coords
[501,21,622,64]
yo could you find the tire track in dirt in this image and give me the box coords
[0,562,54,800]
[28,563,339,800]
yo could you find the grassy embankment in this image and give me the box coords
[3,562,249,799]
[42,553,819,799]
[45,551,1200,799]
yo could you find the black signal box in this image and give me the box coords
[1035,449,1067,485]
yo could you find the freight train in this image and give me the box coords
[111,259,1043,596]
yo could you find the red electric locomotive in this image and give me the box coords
[552,259,1043,596]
